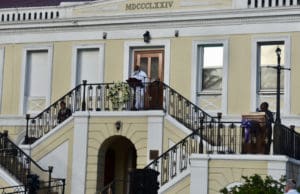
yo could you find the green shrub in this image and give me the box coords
[220,174,285,194]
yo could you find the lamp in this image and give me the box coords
[115,121,122,131]
[275,46,281,124]
[102,32,107,39]
[174,30,179,37]
[276,47,281,58]
[143,31,151,43]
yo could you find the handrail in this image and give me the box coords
[96,179,129,194]
[0,178,66,194]
[144,132,198,169]
[160,81,213,119]
[25,83,83,144]
[24,80,218,144]
[25,81,132,144]
[0,131,53,187]
[273,123,300,159]
[144,118,276,186]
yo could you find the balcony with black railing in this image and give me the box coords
[24,80,213,144]
[0,131,65,194]
[24,80,300,161]
[273,123,300,160]
[21,80,300,193]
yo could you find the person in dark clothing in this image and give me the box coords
[258,102,274,154]
[260,102,274,126]
[57,101,72,124]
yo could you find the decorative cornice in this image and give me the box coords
[1,6,300,32]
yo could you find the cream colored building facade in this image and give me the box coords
[1,0,300,194]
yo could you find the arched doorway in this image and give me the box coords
[97,136,137,194]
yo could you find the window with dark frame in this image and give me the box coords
[257,42,285,93]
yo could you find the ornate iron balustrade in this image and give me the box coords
[163,82,213,129]
[247,0,300,8]
[201,121,244,154]
[144,120,245,187]
[24,80,244,157]
[144,132,200,186]
[0,185,25,194]
[25,81,118,144]
[0,131,55,189]
[36,178,66,194]
[96,179,129,194]
[0,178,65,194]
[25,80,214,144]
[273,124,300,159]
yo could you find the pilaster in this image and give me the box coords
[71,112,89,194]
[190,154,209,194]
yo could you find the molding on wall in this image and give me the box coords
[19,44,54,115]
[71,43,105,88]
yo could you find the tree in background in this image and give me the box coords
[220,174,285,194]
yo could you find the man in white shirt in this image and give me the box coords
[132,65,148,109]
[285,179,299,194]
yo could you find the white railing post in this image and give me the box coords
[258,0,262,8]
[293,0,298,6]
[233,0,248,8]
[279,0,284,6]
[250,0,255,8]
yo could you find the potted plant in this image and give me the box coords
[107,82,131,110]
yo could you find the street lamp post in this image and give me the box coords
[268,47,290,125]
[275,47,281,124]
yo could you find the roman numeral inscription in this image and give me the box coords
[125,1,174,10]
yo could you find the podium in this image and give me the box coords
[127,78,143,110]
[241,112,268,154]
[129,169,159,194]
[146,81,163,110]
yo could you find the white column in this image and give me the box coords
[267,156,288,180]
[71,112,89,194]
[147,115,163,164]
[0,47,5,113]
[190,154,209,194]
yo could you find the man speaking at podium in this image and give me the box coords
[132,65,148,109]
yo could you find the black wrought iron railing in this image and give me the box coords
[0,178,65,194]
[25,80,214,144]
[144,132,199,186]
[0,131,65,193]
[25,81,154,144]
[96,179,129,194]
[144,118,247,187]
[273,123,300,159]
[22,79,299,190]
[37,178,66,194]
